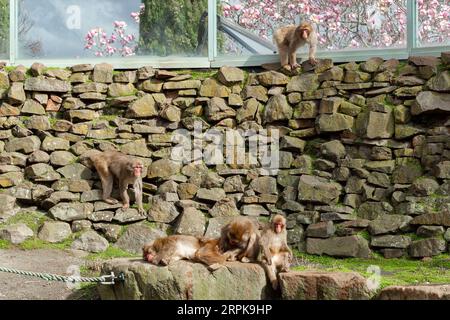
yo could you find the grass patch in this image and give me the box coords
[0,239,11,249]
[70,283,99,300]
[5,211,49,233]
[177,69,217,80]
[19,237,74,250]
[293,252,450,290]
[86,246,137,261]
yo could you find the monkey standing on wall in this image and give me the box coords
[273,21,318,71]
[259,214,293,290]
[88,151,145,214]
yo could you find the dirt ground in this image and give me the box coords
[0,249,97,300]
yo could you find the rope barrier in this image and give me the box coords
[0,266,124,285]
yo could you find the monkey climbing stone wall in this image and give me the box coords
[0,55,449,259]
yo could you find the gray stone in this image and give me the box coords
[24,78,71,92]
[412,91,450,115]
[241,204,269,216]
[263,95,292,123]
[408,238,447,257]
[287,74,320,92]
[417,226,445,238]
[368,215,412,235]
[411,212,450,227]
[148,196,180,223]
[72,231,109,253]
[147,160,181,179]
[306,221,335,238]
[218,66,245,85]
[38,221,72,243]
[115,223,166,255]
[196,188,226,202]
[49,202,93,222]
[114,208,146,224]
[25,163,61,181]
[358,201,393,220]
[92,63,113,83]
[57,163,93,180]
[5,136,41,154]
[175,207,206,237]
[98,259,270,300]
[205,97,236,122]
[370,235,411,248]
[0,223,34,244]
[298,175,342,204]
[378,284,450,300]
[320,140,346,161]
[316,113,354,133]
[280,271,373,300]
[250,176,277,194]
[209,198,240,217]
[306,236,371,258]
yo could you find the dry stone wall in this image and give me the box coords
[0,54,449,259]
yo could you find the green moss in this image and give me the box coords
[358,230,371,241]
[0,239,11,249]
[86,246,137,261]
[5,211,49,233]
[293,252,450,290]
[19,237,74,250]
[70,283,99,300]
[4,66,16,72]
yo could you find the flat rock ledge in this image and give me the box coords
[97,259,375,300]
[377,285,450,300]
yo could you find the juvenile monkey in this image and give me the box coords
[259,214,292,290]
[142,235,202,266]
[273,21,318,70]
[219,217,260,263]
[194,238,242,270]
[88,151,145,214]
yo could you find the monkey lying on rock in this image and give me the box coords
[143,216,293,288]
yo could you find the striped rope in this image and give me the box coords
[0,266,123,284]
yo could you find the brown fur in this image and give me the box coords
[88,151,145,214]
[273,22,318,70]
[219,217,260,263]
[142,235,202,266]
[259,215,293,290]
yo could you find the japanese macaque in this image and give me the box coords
[219,217,260,263]
[259,214,293,290]
[88,151,145,214]
[273,21,318,70]
[194,238,240,270]
[142,235,202,266]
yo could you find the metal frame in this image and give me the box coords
[2,0,449,68]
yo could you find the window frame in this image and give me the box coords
[3,0,450,68]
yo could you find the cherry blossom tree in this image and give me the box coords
[221,0,449,52]
[84,4,144,57]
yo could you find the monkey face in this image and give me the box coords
[142,242,156,262]
[129,161,144,177]
[274,222,284,234]
[227,230,248,248]
[272,215,286,234]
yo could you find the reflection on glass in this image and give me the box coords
[139,0,208,57]
[18,0,141,59]
[219,0,407,56]
[417,0,450,46]
[18,0,207,59]
[0,0,9,59]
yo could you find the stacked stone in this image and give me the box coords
[0,54,448,258]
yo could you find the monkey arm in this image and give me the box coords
[308,32,318,64]
[239,233,257,261]
[133,178,144,214]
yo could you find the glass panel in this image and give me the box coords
[0,0,9,59]
[417,0,450,46]
[17,0,208,59]
[219,0,407,56]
